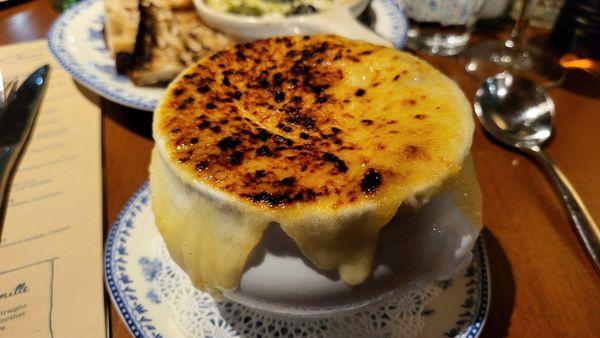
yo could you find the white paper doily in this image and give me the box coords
[148,244,441,338]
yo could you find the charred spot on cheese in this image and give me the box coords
[286,112,315,130]
[197,121,211,129]
[322,152,348,173]
[277,123,292,132]
[155,35,473,209]
[279,176,296,186]
[361,169,381,194]
[222,75,231,86]
[243,192,289,206]
[195,160,209,171]
[242,188,318,207]
[255,128,272,141]
[229,151,244,165]
[197,85,211,93]
[217,136,240,150]
[256,145,273,157]
[361,119,373,126]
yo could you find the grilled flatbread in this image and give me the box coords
[104,0,140,73]
[126,0,234,85]
[150,35,474,295]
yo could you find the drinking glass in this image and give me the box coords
[462,0,565,86]
[404,0,485,56]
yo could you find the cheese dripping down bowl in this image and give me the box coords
[150,35,482,317]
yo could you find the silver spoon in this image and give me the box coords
[474,72,600,272]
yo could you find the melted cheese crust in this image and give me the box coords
[151,35,475,293]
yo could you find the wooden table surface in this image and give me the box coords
[2,1,599,337]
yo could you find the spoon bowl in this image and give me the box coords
[474,72,600,273]
[474,72,554,149]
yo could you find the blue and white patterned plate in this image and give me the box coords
[104,183,490,338]
[48,0,407,111]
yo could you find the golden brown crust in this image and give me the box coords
[155,35,471,210]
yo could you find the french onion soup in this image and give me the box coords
[150,35,477,296]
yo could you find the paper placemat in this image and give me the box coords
[0,40,106,338]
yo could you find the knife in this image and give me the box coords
[0,65,50,237]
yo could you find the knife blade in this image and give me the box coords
[0,65,50,234]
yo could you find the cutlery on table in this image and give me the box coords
[0,65,50,237]
[474,71,600,272]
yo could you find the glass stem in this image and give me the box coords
[505,0,537,50]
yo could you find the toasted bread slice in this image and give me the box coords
[104,0,140,73]
[128,0,234,86]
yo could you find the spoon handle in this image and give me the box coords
[524,146,600,272]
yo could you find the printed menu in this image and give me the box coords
[0,40,106,338]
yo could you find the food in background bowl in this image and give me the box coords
[204,0,355,17]
[149,35,480,310]
[193,0,383,45]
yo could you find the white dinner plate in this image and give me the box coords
[104,183,490,338]
[47,0,407,111]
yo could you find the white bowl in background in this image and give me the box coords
[193,0,392,46]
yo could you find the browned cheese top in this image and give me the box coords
[154,35,473,211]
